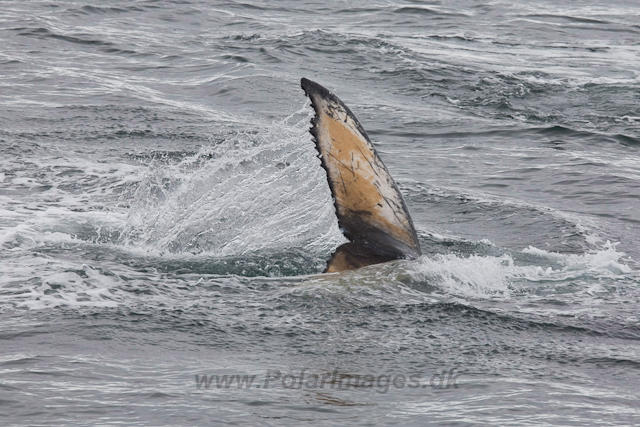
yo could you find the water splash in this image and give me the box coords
[122,107,346,258]
[406,240,634,299]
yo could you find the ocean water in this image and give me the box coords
[1,0,639,425]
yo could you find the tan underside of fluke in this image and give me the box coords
[300,78,421,273]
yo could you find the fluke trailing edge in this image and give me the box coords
[301,78,422,273]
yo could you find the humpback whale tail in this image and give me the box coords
[301,78,422,272]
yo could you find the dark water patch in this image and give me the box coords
[222,2,269,11]
[336,7,386,14]
[21,369,76,378]
[0,399,21,407]
[585,46,610,52]
[118,250,325,277]
[0,59,22,66]
[427,34,478,42]
[585,357,640,369]
[393,6,468,18]
[101,47,142,56]
[221,54,250,63]
[612,133,640,147]
[461,145,482,151]
[147,392,175,399]
[537,125,640,147]
[257,47,282,63]
[9,27,46,34]
[415,127,530,140]
[573,26,640,35]
[307,46,359,56]
[541,140,566,151]
[522,14,610,25]
[80,5,145,14]
[16,27,115,48]
[0,326,48,341]
[477,182,510,188]
[0,356,46,367]
[0,383,21,392]
[523,43,611,53]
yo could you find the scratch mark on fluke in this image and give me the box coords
[300,78,422,273]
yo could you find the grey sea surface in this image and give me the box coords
[1,0,639,425]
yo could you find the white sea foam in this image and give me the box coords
[411,253,515,299]
[8,265,124,310]
[409,241,634,300]
[522,241,632,276]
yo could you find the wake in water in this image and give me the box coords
[4,236,634,312]
[0,99,636,314]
